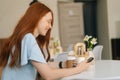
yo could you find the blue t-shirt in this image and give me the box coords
[1,33,46,80]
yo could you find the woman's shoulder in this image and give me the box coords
[22,33,36,46]
[22,33,35,41]
[24,33,34,39]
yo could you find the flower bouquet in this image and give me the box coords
[83,35,97,51]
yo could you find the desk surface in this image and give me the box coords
[60,60,120,80]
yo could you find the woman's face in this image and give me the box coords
[34,12,52,37]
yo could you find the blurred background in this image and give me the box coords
[0,0,120,60]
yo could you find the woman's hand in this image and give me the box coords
[76,60,92,72]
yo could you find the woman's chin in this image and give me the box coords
[41,33,46,36]
[40,32,47,36]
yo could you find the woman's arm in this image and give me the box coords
[47,61,66,69]
[31,60,91,80]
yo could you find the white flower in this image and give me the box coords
[84,35,97,49]
[84,35,92,41]
[91,38,97,45]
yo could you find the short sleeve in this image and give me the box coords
[21,33,46,66]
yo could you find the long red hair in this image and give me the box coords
[0,2,53,68]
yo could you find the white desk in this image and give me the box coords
[60,60,120,80]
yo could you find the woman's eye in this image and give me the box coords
[48,21,51,23]
[48,19,52,23]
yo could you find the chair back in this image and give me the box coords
[93,45,103,60]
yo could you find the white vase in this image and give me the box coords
[87,48,94,58]
[87,48,95,64]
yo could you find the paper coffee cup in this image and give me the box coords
[66,56,76,68]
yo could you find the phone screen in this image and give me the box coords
[87,57,94,63]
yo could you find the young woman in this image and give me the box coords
[0,1,92,80]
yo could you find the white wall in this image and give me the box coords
[0,0,60,39]
[107,0,120,39]
[107,0,120,59]
[97,0,120,59]
[97,0,110,59]
[0,0,30,38]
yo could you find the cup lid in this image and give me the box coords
[67,56,76,60]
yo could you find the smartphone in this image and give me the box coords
[87,57,94,63]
